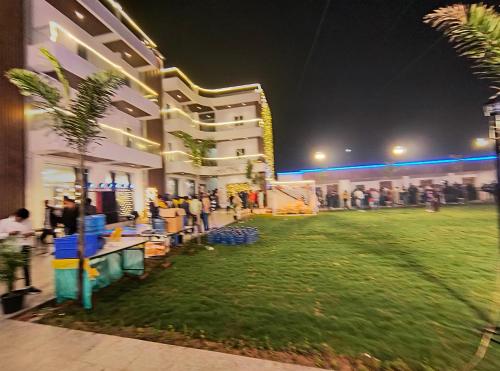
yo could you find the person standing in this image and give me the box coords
[248,190,257,212]
[179,197,191,227]
[342,190,350,210]
[201,193,211,231]
[353,188,365,210]
[257,190,265,209]
[0,209,42,294]
[62,198,79,235]
[233,193,242,221]
[40,200,58,244]
[189,196,203,243]
[84,198,97,215]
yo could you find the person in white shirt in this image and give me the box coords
[353,188,365,209]
[0,209,41,294]
[189,196,202,225]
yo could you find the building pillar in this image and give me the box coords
[132,171,145,213]
[25,154,44,228]
[0,1,25,218]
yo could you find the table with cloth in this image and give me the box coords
[52,237,147,309]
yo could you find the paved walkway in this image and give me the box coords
[0,320,326,371]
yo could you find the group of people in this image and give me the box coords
[0,197,101,295]
[41,197,98,244]
[318,181,482,212]
[150,190,218,231]
[228,190,265,221]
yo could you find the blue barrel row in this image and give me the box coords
[207,227,259,245]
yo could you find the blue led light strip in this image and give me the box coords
[276,155,497,176]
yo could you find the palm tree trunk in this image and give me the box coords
[77,152,86,305]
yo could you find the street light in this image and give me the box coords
[314,151,326,161]
[473,137,491,148]
[392,145,407,156]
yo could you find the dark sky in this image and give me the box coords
[121,0,495,172]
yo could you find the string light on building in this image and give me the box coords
[260,92,275,178]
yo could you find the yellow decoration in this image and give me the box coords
[52,259,99,279]
[226,183,251,196]
[260,92,275,178]
[109,227,123,242]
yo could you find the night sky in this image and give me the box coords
[121,0,495,172]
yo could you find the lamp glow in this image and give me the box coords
[314,152,326,161]
[474,137,490,148]
[392,145,407,156]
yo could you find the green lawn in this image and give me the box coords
[41,206,500,370]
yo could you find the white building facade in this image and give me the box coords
[161,68,275,207]
[22,0,164,226]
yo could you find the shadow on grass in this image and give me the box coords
[334,226,492,323]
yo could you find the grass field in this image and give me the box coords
[40,206,500,370]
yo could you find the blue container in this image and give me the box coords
[54,234,99,259]
[84,214,106,235]
[152,218,165,232]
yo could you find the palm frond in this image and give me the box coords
[55,70,125,151]
[40,47,70,103]
[424,3,500,99]
[5,68,61,107]
[180,134,215,167]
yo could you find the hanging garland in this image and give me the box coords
[260,92,275,178]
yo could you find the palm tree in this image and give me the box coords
[6,48,125,304]
[424,3,499,99]
[424,4,499,368]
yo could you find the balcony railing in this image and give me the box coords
[27,114,160,155]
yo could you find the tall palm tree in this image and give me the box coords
[424,4,499,368]
[6,48,124,304]
[424,3,499,99]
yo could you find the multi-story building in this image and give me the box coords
[161,67,275,207]
[0,0,165,226]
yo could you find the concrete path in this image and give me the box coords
[0,320,326,371]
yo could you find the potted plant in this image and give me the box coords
[0,239,27,314]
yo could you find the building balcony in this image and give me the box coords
[164,116,263,141]
[162,78,261,108]
[31,0,160,70]
[28,126,162,169]
[27,41,159,118]
[164,155,267,177]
